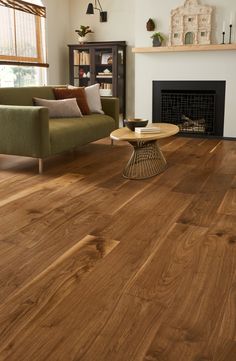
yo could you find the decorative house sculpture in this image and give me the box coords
[169,0,213,46]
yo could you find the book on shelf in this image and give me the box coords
[96,75,112,78]
[97,72,113,76]
[135,127,161,133]
[100,83,112,90]
[73,51,80,65]
[81,52,90,65]
[74,51,90,65]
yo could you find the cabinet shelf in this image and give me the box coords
[96,64,113,67]
[132,44,236,53]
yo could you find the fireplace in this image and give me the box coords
[153,81,226,137]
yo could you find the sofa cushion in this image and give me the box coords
[49,114,116,154]
[33,97,83,118]
[85,84,104,114]
[53,87,90,115]
[0,86,55,106]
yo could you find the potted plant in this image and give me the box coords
[75,26,93,43]
[151,32,165,47]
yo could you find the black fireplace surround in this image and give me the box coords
[153,81,226,137]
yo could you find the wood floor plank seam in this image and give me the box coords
[111,180,160,215]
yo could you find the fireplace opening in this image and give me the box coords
[153,81,226,137]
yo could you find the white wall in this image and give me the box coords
[44,0,70,85]
[134,0,236,137]
[44,0,236,136]
[69,0,135,117]
[134,0,236,47]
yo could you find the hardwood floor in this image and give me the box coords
[0,136,236,361]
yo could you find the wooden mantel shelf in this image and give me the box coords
[132,44,236,53]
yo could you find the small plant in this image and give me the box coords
[75,26,93,38]
[150,32,165,42]
[151,32,165,47]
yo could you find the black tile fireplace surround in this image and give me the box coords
[153,81,226,137]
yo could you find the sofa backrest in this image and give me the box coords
[0,86,56,106]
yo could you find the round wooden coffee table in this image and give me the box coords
[110,123,179,179]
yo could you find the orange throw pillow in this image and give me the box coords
[53,87,90,115]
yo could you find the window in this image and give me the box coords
[0,65,44,87]
[0,0,48,87]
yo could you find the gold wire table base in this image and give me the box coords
[123,140,167,180]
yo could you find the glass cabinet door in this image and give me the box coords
[94,47,113,97]
[72,48,91,87]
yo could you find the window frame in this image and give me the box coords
[0,0,48,67]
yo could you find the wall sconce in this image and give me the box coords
[86,0,107,22]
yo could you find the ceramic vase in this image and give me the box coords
[78,36,86,44]
[153,38,162,47]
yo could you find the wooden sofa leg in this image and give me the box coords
[39,159,43,174]
[111,139,114,146]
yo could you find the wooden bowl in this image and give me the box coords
[124,118,148,131]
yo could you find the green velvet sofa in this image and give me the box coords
[0,86,119,173]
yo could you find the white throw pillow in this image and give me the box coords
[33,97,83,118]
[84,84,104,114]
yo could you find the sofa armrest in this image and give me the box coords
[0,105,50,158]
[101,97,119,129]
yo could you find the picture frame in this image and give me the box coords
[101,53,112,65]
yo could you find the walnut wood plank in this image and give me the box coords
[79,224,208,361]
[0,191,193,360]
[0,175,93,239]
[161,136,190,152]
[0,180,148,302]
[218,176,236,216]
[0,235,119,354]
[173,168,211,194]
[142,222,236,361]
[177,173,234,227]
[167,138,221,169]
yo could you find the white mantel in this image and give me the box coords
[133,44,236,53]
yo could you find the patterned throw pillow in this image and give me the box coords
[53,87,90,115]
